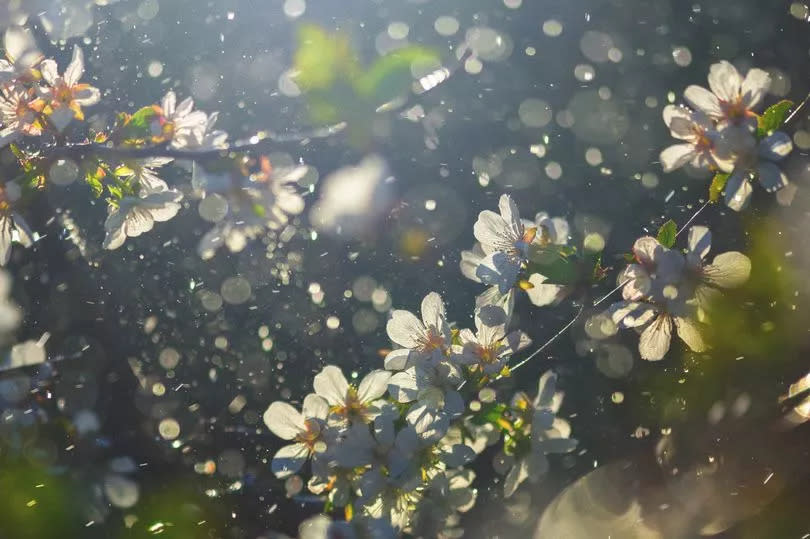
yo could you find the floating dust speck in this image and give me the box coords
[158,418,180,440]
[283,0,306,18]
[221,276,251,305]
[574,64,595,82]
[545,161,562,180]
[585,148,603,166]
[198,194,228,223]
[518,98,552,128]
[790,2,809,20]
[387,22,410,40]
[671,46,692,67]
[159,347,180,369]
[198,289,223,312]
[611,392,624,404]
[542,19,563,37]
[326,316,340,330]
[147,60,163,77]
[104,475,140,508]
[434,16,460,36]
[49,159,79,186]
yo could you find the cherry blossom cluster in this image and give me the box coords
[0,26,308,265]
[263,289,576,535]
[660,61,794,210]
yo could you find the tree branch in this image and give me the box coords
[47,122,347,162]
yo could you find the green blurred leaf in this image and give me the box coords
[293,24,359,92]
[354,46,440,103]
[757,99,793,138]
[709,172,730,203]
[656,219,677,248]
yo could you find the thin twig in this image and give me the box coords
[675,200,711,237]
[509,304,586,373]
[503,198,714,375]
[48,122,347,161]
[784,90,810,126]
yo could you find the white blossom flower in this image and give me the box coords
[333,412,418,479]
[524,211,572,307]
[465,194,537,294]
[387,360,464,416]
[298,514,396,539]
[38,45,100,131]
[455,299,531,375]
[0,85,44,146]
[0,181,33,265]
[384,291,451,371]
[0,26,43,84]
[684,60,770,129]
[263,394,332,478]
[659,105,736,173]
[408,470,477,539]
[723,131,792,211]
[102,189,183,250]
[313,365,392,426]
[196,164,306,259]
[499,371,576,498]
[609,228,750,360]
[130,157,174,194]
[682,225,752,302]
[153,90,207,148]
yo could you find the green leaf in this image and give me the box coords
[354,46,440,103]
[85,170,104,197]
[526,244,581,285]
[709,172,731,203]
[293,24,359,92]
[757,99,793,138]
[656,219,677,248]
[469,402,507,425]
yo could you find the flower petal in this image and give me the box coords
[420,292,446,331]
[660,143,697,173]
[40,59,58,86]
[610,301,657,328]
[388,369,419,403]
[476,252,520,294]
[383,348,411,371]
[503,460,527,498]
[638,314,673,361]
[533,370,558,409]
[687,225,711,260]
[498,194,523,239]
[357,370,392,403]
[674,316,706,353]
[474,304,508,344]
[707,61,742,103]
[740,68,771,110]
[756,162,789,193]
[460,244,486,283]
[759,131,793,161]
[312,365,349,406]
[65,45,84,87]
[703,251,751,288]
[526,273,565,306]
[724,171,752,212]
[302,394,329,421]
[684,85,723,118]
[662,104,692,131]
[263,401,305,440]
[386,309,425,349]
[271,442,308,478]
[0,215,11,266]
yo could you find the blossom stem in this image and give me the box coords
[784,90,810,126]
[48,122,347,161]
[503,199,714,375]
[508,304,586,373]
